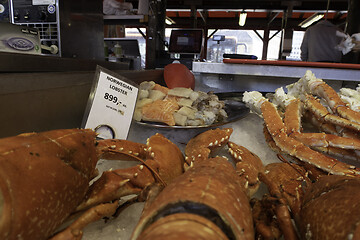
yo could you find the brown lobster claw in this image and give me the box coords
[131,156,255,240]
[131,128,265,240]
[0,129,185,240]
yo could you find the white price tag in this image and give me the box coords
[32,0,55,5]
[82,66,138,140]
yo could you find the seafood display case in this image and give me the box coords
[1,63,360,239]
[0,66,279,239]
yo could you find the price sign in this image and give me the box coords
[82,66,138,140]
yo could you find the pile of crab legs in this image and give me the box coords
[243,70,360,240]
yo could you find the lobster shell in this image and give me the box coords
[136,213,228,240]
[299,175,360,240]
[131,156,254,240]
[0,129,98,240]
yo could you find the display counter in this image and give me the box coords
[2,64,360,238]
[192,60,360,93]
[0,69,164,138]
[0,66,280,238]
[72,63,360,238]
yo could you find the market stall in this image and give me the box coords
[1,64,360,239]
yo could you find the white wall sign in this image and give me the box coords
[82,66,138,140]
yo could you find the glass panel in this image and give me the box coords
[125,28,147,68]
[267,30,282,60]
[286,31,305,61]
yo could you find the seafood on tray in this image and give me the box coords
[131,128,265,240]
[0,128,184,240]
[133,81,228,126]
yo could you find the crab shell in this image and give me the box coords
[0,128,98,240]
[131,156,254,240]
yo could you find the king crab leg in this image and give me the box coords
[281,95,360,161]
[283,98,302,135]
[264,99,360,175]
[291,132,360,150]
[305,95,360,132]
[283,99,360,150]
[306,74,360,125]
[246,85,360,171]
[302,110,360,140]
[287,70,360,129]
[243,91,360,176]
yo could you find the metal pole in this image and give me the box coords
[262,28,270,60]
[145,0,167,69]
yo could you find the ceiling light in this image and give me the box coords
[165,16,176,25]
[298,13,324,28]
[239,11,247,26]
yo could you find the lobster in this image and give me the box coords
[255,159,360,240]
[130,128,265,240]
[0,128,184,240]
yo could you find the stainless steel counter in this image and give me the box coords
[193,62,360,82]
[192,62,360,93]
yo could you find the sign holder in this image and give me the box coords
[82,65,139,139]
